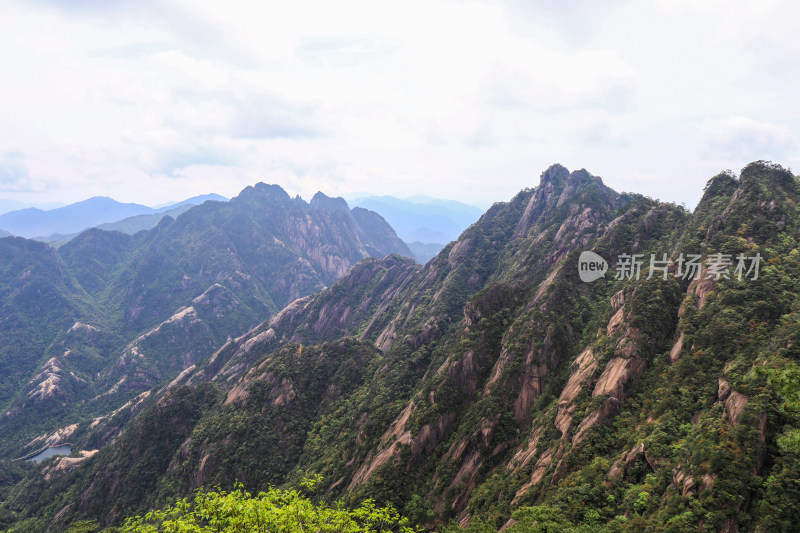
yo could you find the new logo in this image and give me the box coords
[578,251,608,282]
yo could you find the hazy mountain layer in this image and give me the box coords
[352,195,484,262]
[0,197,156,239]
[0,193,228,241]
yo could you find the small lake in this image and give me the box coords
[26,445,72,463]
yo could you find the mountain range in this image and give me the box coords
[0,185,410,465]
[2,162,800,532]
[0,200,65,217]
[0,193,472,265]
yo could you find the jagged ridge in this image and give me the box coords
[5,162,800,533]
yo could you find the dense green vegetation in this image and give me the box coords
[121,478,417,533]
[3,163,800,532]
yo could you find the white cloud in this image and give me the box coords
[700,116,796,160]
[0,0,798,208]
[481,47,638,112]
[0,150,32,193]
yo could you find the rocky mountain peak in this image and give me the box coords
[693,161,799,244]
[739,160,796,191]
[566,167,603,187]
[538,163,570,188]
[235,183,292,205]
[310,192,350,212]
[698,171,738,206]
[513,164,620,239]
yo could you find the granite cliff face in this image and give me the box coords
[5,162,800,533]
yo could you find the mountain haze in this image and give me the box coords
[352,195,483,243]
[352,196,484,263]
[0,193,228,242]
[0,197,155,239]
[43,194,231,244]
[155,194,228,210]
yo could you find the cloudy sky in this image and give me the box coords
[1,0,798,209]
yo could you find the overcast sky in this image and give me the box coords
[1,0,798,209]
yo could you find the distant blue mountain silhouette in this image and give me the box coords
[0,194,227,239]
[351,195,483,244]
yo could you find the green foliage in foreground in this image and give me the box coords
[120,478,418,533]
